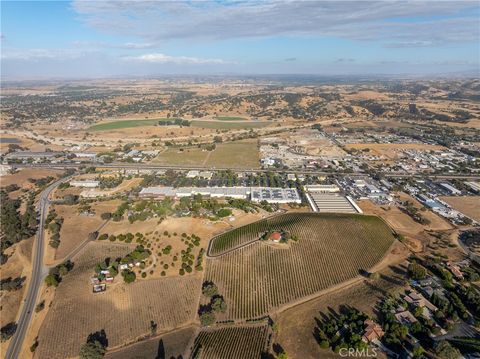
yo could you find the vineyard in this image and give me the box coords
[205,213,395,319]
[208,213,304,256]
[190,325,270,359]
[36,242,202,359]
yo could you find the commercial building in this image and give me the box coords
[305,184,340,193]
[139,186,302,204]
[439,182,461,195]
[5,151,62,160]
[464,181,480,193]
[307,193,360,213]
[70,180,100,188]
[250,187,302,204]
[74,152,97,159]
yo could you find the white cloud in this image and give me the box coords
[71,0,479,46]
[123,53,228,64]
[72,40,156,49]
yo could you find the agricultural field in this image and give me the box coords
[35,241,202,359]
[215,116,248,121]
[152,139,259,168]
[89,118,270,131]
[48,200,121,261]
[105,326,197,359]
[190,120,271,129]
[190,325,270,359]
[205,213,395,319]
[89,118,171,131]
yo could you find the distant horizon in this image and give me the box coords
[2,70,479,84]
[1,1,479,79]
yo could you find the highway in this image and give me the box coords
[11,162,480,180]
[5,177,68,359]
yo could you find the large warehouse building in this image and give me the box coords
[306,192,362,213]
[139,186,302,204]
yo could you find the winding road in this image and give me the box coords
[5,177,69,359]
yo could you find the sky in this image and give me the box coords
[1,0,479,79]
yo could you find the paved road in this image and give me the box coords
[5,177,68,359]
[11,162,480,180]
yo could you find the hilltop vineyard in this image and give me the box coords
[191,325,270,359]
[209,213,310,256]
[205,213,395,319]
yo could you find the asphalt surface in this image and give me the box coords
[5,177,68,359]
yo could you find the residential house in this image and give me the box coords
[362,319,385,343]
[394,308,418,326]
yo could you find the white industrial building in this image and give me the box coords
[304,184,340,193]
[70,180,100,188]
[139,186,301,203]
[74,152,97,159]
[465,181,480,193]
[439,182,461,195]
[250,187,302,204]
[306,193,361,213]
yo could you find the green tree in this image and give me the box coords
[121,270,136,283]
[412,345,425,358]
[45,274,59,287]
[79,341,106,359]
[199,311,216,326]
[408,262,427,280]
[435,341,461,359]
[211,297,227,313]
[202,282,218,297]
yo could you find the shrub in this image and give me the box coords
[202,282,218,297]
[199,311,216,326]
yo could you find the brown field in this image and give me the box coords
[1,168,62,190]
[152,139,260,169]
[345,143,445,159]
[36,241,202,359]
[275,263,408,359]
[358,196,452,252]
[98,209,268,279]
[0,239,33,327]
[50,200,121,261]
[396,192,453,230]
[440,196,480,221]
[344,90,392,101]
[105,326,197,359]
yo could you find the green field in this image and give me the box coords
[89,118,174,131]
[152,139,259,168]
[205,213,395,319]
[215,116,247,121]
[89,118,271,131]
[191,120,270,129]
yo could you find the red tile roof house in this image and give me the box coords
[362,319,385,343]
[269,231,282,243]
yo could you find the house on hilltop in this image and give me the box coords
[268,231,283,243]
